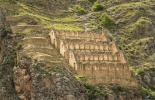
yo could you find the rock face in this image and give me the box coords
[13,55,87,100]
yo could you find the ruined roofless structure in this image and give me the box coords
[50,29,138,86]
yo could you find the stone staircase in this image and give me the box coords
[50,29,138,86]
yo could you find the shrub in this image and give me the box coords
[97,13,115,29]
[92,4,105,11]
[74,5,87,15]
[83,83,105,99]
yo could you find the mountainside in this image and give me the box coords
[0,0,155,100]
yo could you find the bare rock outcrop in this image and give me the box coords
[13,53,87,100]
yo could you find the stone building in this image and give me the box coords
[50,29,137,86]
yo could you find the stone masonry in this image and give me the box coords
[50,29,138,86]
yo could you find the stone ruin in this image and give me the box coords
[50,29,138,86]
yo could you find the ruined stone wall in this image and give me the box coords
[22,37,50,46]
[50,30,60,49]
[69,51,77,69]
[24,47,54,55]
[66,41,112,51]
[60,40,68,57]
[76,63,131,79]
[50,29,107,41]
[50,29,137,86]
[76,52,120,62]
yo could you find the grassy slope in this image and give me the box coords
[104,0,155,73]
[74,0,154,71]
[1,0,84,31]
[82,0,155,98]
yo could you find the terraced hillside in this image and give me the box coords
[1,1,84,30]
[0,1,88,99]
[106,0,155,67]
[0,0,154,99]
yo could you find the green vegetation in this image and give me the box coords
[107,2,148,12]
[92,0,105,11]
[110,84,130,93]
[53,15,77,22]
[74,5,87,15]
[140,87,155,99]
[92,4,105,11]
[125,17,152,36]
[95,13,115,29]
[83,83,142,100]
[53,23,83,31]
[83,83,105,99]
[1,0,155,99]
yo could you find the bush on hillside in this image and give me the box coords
[92,4,105,11]
[83,83,105,99]
[96,13,115,29]
[74,5,87,15]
